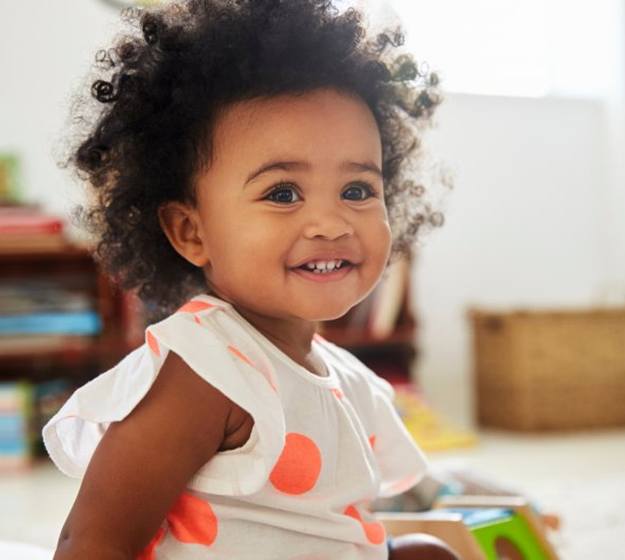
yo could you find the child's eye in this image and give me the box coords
[264,182,378,204]
[343,182,378,201]
[265,183,302,204]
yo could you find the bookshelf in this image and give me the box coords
[0,249,416,385]
[0,247,143,376]
[0,245,144,468]
[318,253,417,385]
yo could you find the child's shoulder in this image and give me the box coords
[43,293,286,495]
[149,293,232,344]
[149,294,271,371]
[147,296,224,347]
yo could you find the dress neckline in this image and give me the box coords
[195,294,339,387]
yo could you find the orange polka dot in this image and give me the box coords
[270,433,322,494]
[136,526,166,560]
[228,344,278,392]
[331,388,344,399]
[344,504,386,545]
[167,492,218,546]
[177,300,215,313]
[193,315,201,325]
[363,519,386,545]
[146,330,160,358]
[368,435,376,450]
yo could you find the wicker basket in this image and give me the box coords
[468,307,625,430]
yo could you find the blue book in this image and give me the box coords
[0,311,102,335]
[444,507,514,528]
[0,382,33,467]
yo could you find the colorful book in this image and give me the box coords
[0,334,94,355]
[0,205,67,252]
[32,379,73,458]
[0,310,102,335]
[0,280,94,314]
[0,381,34,470]
[0,213,64,234]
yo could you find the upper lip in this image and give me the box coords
[290,252,361,268]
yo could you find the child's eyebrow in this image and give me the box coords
[244,160,382,187]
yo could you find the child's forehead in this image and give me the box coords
[211,88,381,158]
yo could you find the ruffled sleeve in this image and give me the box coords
[42,301,285,496]
[366,374,429,497]
[318,339,429,498]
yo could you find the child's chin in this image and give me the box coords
[301,301,359,323]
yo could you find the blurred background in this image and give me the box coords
[1,1,624,559]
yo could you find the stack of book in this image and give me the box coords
[0,204,68,253]
[32,378,73,459]
[0,379,74,469]
[0,381,34,470]
[0,279,102,355]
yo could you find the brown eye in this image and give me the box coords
[265,183,301,204]
[343,182,376,201]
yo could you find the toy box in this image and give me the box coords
[468,307,625,430]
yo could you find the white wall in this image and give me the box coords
[413,93,623,427]
[0,2,123,240]
[602,4,625,300]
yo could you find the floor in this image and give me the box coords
[425,428,625,560]
[1,428,624,559]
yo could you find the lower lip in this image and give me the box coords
[290,264,355,283]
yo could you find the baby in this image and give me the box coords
[43,1,456,559]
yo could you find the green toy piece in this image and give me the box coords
[376,495,560,560]
[447,507,550,560]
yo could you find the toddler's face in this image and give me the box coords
[181,88,391,323]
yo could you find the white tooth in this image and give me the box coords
[302,259,346,272]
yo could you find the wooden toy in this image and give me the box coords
[376,495,560,560]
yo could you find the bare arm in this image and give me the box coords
[388,534,461,560]
[54,351,251,560]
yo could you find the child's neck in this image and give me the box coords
[233,304,323,376]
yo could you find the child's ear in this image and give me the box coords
[157,201,210,267]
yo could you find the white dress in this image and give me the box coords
[43,293,428,559]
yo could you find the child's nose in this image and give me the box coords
[302,204,355,240]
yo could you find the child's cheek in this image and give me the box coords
[372,219,393,256]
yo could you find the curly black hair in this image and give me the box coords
[60,0,450,319]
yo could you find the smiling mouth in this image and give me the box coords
[293,260,353,273]
[290,261,356,282]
